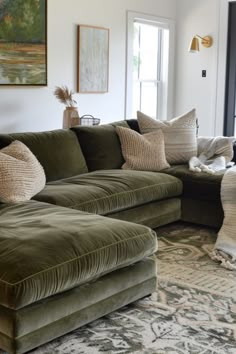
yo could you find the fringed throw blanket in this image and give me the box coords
[189,136,235,174]
[189,136,236,269]
[211,165,236,270]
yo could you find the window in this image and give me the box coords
[126,12,175,120]
[132,21,162,118]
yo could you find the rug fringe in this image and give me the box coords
[210,250,236,271]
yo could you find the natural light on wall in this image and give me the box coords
[126,12,174,121]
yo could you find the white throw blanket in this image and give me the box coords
[211,165,236,270]
[189,136,236,269]
[189,136,235,174]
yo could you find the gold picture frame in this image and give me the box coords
[0,0,47,86]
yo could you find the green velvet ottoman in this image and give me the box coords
[0,201,157,354]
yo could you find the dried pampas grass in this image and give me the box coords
[54,86,77,107]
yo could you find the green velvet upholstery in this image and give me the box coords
[0,201,157,310]
[181,197,223,228]
[161,165,224,202]
[0,130,88,182]
[71,121,129,171]
[0,257,157,354]
[123,118,140,132]
[107,198,181,229]
[0,120,226,354]
[159,165,225,228]
[33,169,183,215]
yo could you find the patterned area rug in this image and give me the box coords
[3,222,236,354]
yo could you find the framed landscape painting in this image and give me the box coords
[0,0,47,86]
[77,25,109,93]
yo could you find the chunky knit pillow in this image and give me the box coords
[116,126,170,171]
[0,141,46,203]
[137,109,197,164]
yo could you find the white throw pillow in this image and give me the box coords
[137,109,197,164]
[0,141,46,203]
[116,126,170,171]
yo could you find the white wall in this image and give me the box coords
[0,0,176,133]
[175,0,221,136]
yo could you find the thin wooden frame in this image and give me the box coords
[0,0,47,86]
[77,25,109,93]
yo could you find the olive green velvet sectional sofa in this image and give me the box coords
[0,119,224,354]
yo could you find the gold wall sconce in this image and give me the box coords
[188,35,213,53]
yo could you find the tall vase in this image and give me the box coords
[63,107,80,129]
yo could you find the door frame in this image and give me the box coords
[215,0,236,135]
[224,1,236,135]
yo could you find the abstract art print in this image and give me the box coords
[77,25,109,93]
[0,0,47,86]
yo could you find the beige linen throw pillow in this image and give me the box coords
[137,109,197,164]
[116,126,170,171]
[0,141,46,203]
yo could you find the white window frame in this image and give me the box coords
[125,11,175,120]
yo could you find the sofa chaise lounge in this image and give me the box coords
[0,119,225,354]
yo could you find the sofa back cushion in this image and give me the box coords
[0,129,88,182]
[71,121,130,171]
[125,118,140,132]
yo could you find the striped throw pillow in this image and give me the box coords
[137,109,197,164]
[0,141,46,203]
[116,126,170,171]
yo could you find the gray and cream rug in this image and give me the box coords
[6,223,236,353]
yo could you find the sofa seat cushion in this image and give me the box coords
[161,165,224,202]
[34,170,183,215]
[0,201,157,310]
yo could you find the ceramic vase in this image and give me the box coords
[63,107,80,129]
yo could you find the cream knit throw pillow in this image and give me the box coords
[0,141,46,203]
[137,109,197,164]
[116,126,170,171]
